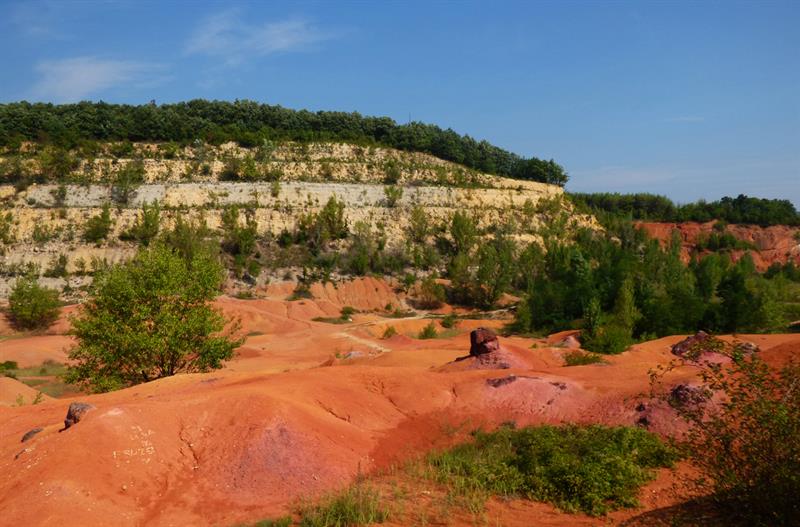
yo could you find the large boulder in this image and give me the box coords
[62,402,95,431]
[671,331,715,358]
[470,328,500,356]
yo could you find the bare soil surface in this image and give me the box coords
[1,277,798,526]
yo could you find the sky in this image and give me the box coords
[0,0,798,206]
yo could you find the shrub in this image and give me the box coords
[383,185,403,207]
[340,306,356,319]
[83,203,113,244]
[441,313,458,329]
[416,274,446,309]
[426,424,679,516]
[111,159,145,204]
[297,484,389,527]
[563,350,607,366]
[120,201,160,246]
[382,326,398,339]
[65,245,241,392]
[44,253,68,278]
[0,212,15,244]
[418,322,438,339]
[8,275,61,330]
[658,346,800,524]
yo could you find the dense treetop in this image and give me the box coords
[570,192,800,226]
[0,100,568,186]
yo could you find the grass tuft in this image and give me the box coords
[297,484,389,527]
[563,350,608,366]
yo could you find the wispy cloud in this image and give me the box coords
[31,57,164,102]
[665,116,705,123]
[185,9,336,65]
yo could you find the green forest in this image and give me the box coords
[0,100,568,185]
[570,192,800,226]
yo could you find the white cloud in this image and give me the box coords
[185,10,334,65]
[31,57,163,102]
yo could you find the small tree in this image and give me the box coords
[83,203,113,244]
[8,275,61,330]
[65,245,241,392]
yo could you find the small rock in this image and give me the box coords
[735,341,760,354]
[668,384,709,409]
[486,376,518,388]
[557,335,581,349]
[470,328,500,356]
[21,428,43,443]
[62,402,95,431]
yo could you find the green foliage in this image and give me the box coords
[32,223,59,244]
[220,205,259,276]
[296,484,389,527]
[111,159,145,204]
[570,192,800,227]
[656,348,800,524]
[383,185,403,207]
[44,253,68,278]
[441,313,458,329]
[340,306,356,319]
[83,203,113,244]
[426,424,679,516]
[65,245,241,392]
[563,350,607,366]
[0,100,569,185]
[695,231,756,252]
[296,196,348,253]
[0,211,15,244]
[381,325,398,339]
[161,214,217,262]
[37,146,78,181]
[418,321,438,339]
[416,274,446,309]
[120,201,160,246]
[8,274,61,330]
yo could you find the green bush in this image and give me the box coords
[383,185,403,207]
[83,203,113,244]
[426,424,679,516]
[65,245,241,392]
[8,275,61,330]
[418,322,438,339]
[661,347,800,525]
[381,325,398,339]
[441,313,458,329]
[120,201,160,246]
[563,350,607,366]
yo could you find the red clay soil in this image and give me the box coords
[1,277,798,526]
[637,221,800,271]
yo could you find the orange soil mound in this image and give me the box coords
[0,377,53,406]
[1,276,798,526]
[637,221,800,271]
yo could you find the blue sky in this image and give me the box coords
[1,0,798,205]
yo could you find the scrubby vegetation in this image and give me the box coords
[7,274,61,329]
[570,192,800,226]
[653,338,800,525]
[0,100,568,185]
[65,245,241,392]
[426,423,679,516]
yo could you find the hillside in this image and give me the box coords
[0,141,577,298]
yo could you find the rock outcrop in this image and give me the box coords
[62,402,95,431]
[470,328,500,356]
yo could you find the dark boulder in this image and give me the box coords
[62,402,95,431]
[671,331,715,358]
[470,327,500,356]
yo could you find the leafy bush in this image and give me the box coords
[418,322,438,339]
[83,203,113,244]
[383,185,403,207]
[340,306,356,319]
[381,326,398,339]
[8,275,61,330]
[426,424,679,516]
[120,201,160,246]
[111,159,145,204]
[659,347,800,524]
[416,274,446,309]
[441,313,458,329]
[65,245,241,392]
